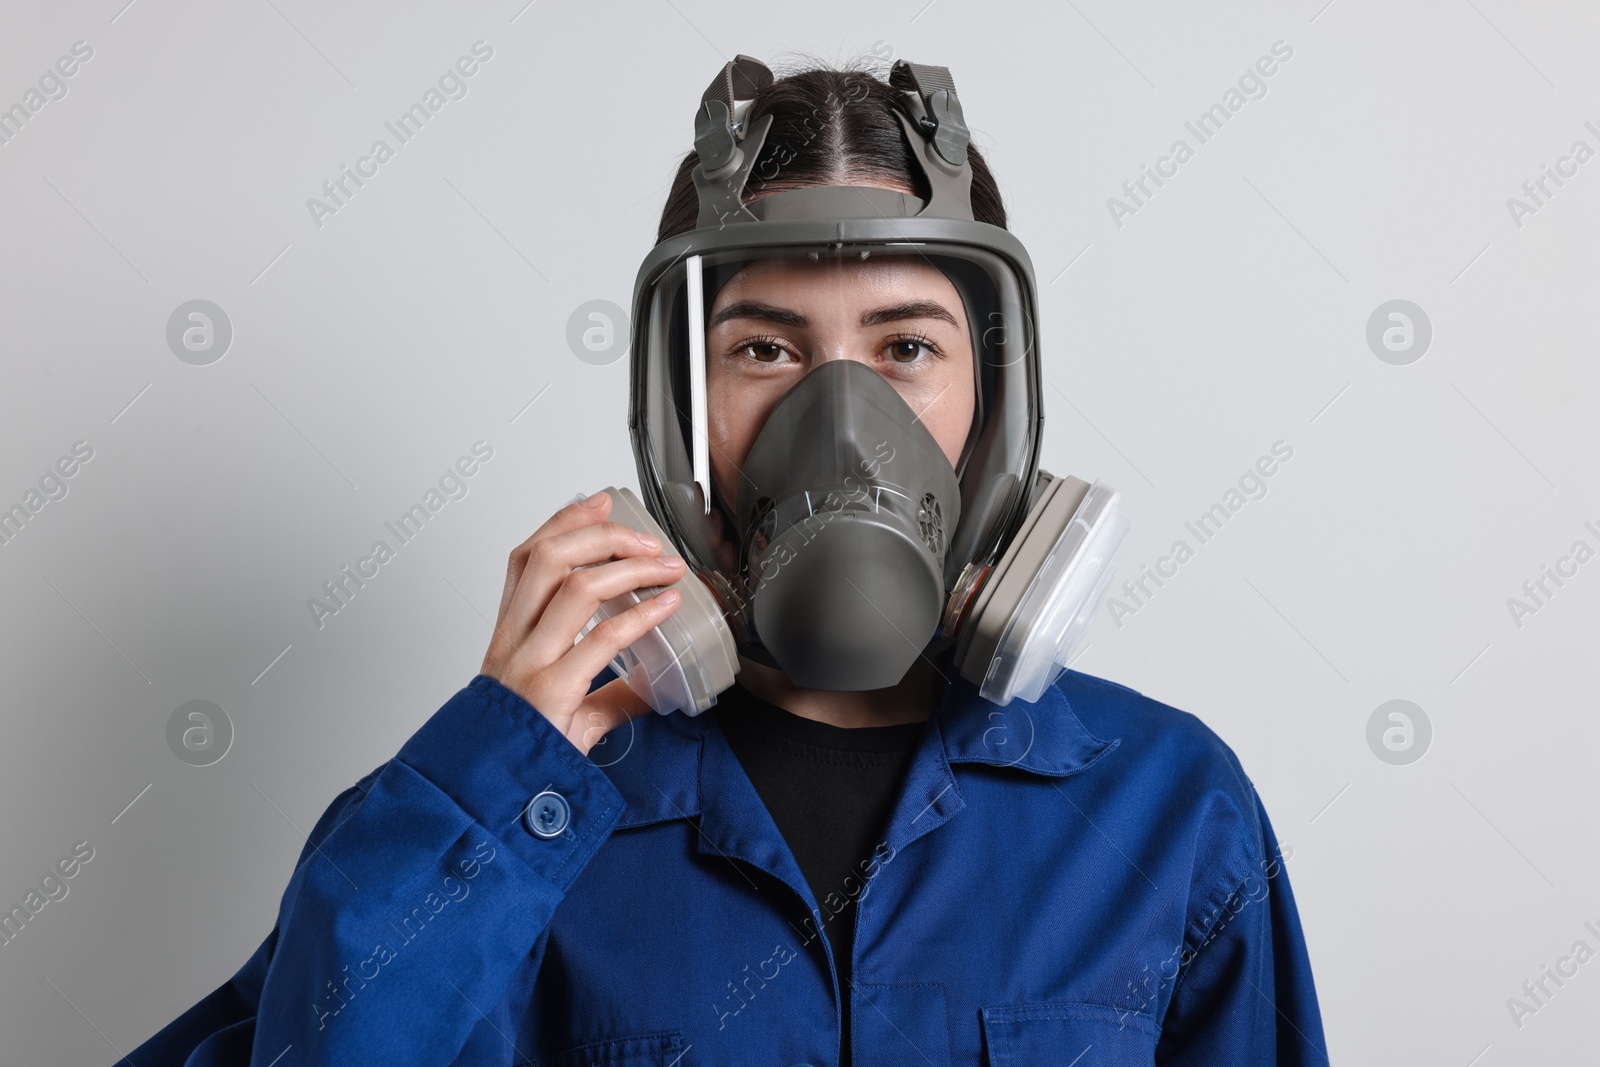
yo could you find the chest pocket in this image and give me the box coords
[535,1028,689,1067]
[980,1002,1159,1067]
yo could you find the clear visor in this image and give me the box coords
[630,240,1041,632]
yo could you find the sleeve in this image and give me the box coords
[125,674,628,1067]
[1154,785,1329,1066]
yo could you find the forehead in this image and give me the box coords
[709,255,967,318]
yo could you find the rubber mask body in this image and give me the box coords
[735,359,962,690]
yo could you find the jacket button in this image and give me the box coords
[524,790,570,838]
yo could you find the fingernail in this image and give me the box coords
[583,491,608,509]
[637,532,661,549]
[662,555,685,568]
[656,589,681,606]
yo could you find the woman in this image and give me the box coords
[131,56,1326,1066]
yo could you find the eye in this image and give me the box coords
[884,334,941,364]
[734,336,795,364]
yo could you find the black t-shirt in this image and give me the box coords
[711,683,927,1067]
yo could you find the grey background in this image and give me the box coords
[2,0,1596,1062]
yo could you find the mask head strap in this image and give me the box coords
[887,59,975,221]
[693,55,776,229]
[690,56,979,228]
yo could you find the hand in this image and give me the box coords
[481,490,686,757]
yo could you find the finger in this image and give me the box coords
[523,555,688,665]
[503,520,664,638]
[496,491,614,622]
[549,587,683,693]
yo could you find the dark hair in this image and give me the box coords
[655,60,1007,243]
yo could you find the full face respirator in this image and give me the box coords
[586,56,1129,713]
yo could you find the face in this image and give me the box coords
[704,254,977,510]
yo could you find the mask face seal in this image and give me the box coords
[633,236,1040,661]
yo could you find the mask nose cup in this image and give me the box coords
[736,359,964,691]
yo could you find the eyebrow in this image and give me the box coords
[708,299,959,329]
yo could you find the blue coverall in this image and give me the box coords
[128,666,1328,1065]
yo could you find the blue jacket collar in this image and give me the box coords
[602,671,1121,833]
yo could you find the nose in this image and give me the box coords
[810,339,869,367]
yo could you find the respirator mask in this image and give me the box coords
[588,56,1129,714]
